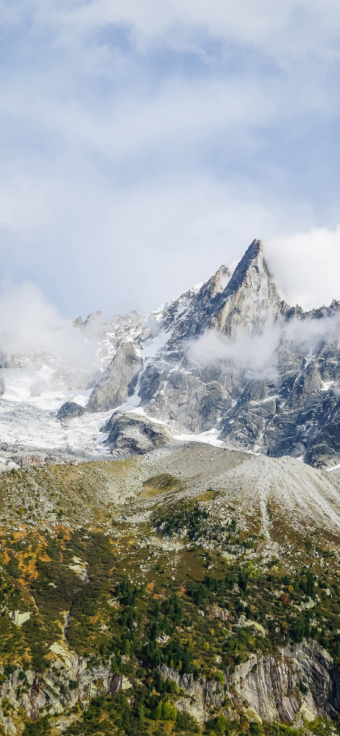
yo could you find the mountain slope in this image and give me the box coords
[0,242,340,735]
[0,445,340,734]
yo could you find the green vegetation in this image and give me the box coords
[0,460,339,736]
[154,502,210,540]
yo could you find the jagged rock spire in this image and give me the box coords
[210,239,281,336]
[224,239,264,296]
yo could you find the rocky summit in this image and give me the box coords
[62,238,340,470]
[1,241,340,736]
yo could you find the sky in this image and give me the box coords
[1,0,340,320]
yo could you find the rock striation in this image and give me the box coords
[208,239,284,337]
[229,640,340,724]
[0,638,337,733]
[161,640,340,725]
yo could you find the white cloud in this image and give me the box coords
[51,0,340,63]
[0,77,278,166]
[0,280,98,369]
[189,327,281,376]
[0,0,339,323]
[189,312,340,378]
[265,227,340,310]
[0,163,300,317]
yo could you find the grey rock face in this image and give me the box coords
[123,240,289,436]
[229,640,340,723]
[305,400,340,467]
[161,640,340,725]
[87,341,142,413]
[220,342,340,466]
[103,410,171,455]
[0,647,125,734]
[57,401,85,420]
[139,363,232,434]
[209,239,284,337]
[0,376,4,397]
[160,664,224,723]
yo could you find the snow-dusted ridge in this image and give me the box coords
[0,282,204,463]
[2,239,340,469]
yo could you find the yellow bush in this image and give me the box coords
[162,701,177,721]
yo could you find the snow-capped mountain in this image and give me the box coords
[1,239,340,470]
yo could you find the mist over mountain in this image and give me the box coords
[0,239,340,471]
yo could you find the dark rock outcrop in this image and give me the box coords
[103,410,171,455]
[57,401,85,420]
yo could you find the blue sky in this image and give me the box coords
[1,0,340,319]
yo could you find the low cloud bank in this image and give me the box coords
[0,280,100,371]
[189,314,340,377]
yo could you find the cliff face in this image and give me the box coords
[209,240,284,337]
[161,641,340,725]
[86,341,142,413]
[230,640,340,724]
[0,644,120,734]
[0,639,337,733]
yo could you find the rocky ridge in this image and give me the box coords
[70,239,340,469]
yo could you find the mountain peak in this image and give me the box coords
[200,264,231,300]
[246,237,263,255]
[226,238,264,295]
[209,239,281,336]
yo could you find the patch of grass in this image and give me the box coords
[195,490,220,502]
[141,474,183,498]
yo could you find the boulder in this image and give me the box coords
[103,410,171,455]
[57,401,85,420]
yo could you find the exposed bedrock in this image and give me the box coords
[57,401,85,420]
[161,640,340,725]
[87,341,142,413]
[103,410,171,455]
